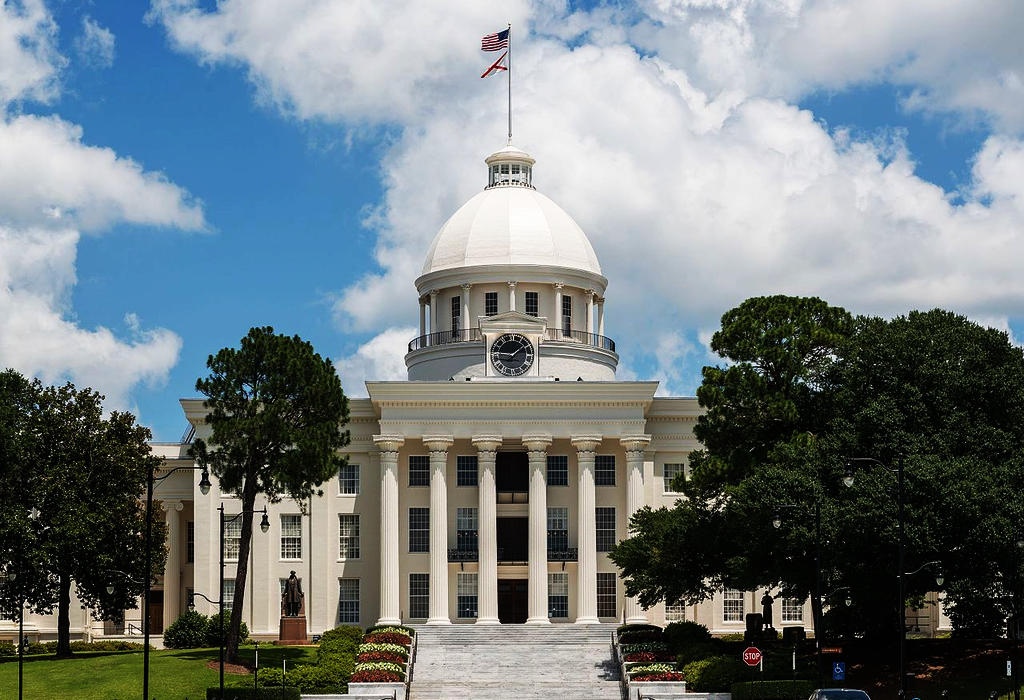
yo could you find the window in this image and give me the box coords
[782,598,804,623]
[595,455,616,486]
[451,295,461,334]
[456,507,478,552]
[663,463,687,493]
[223,518,241,560]
[562,295,572,334]
[457,455,478,487]
[339,463,359,494]
[409,508,430,553]
[547,507,569,552]
[485,291,498,316]
[280,515,302,560]
[339,514,360,559]
[186,521,194,564]
[549,573,569,618]
[723,588,745,622]
[409,574,429,618]
[223,579,236,607]
[457,572,478,619]
[597,573,617,618]
[596,507,616,552]
[547,455,568,486]
[525,291,538,316]
[409,455,430,486]
[338,578,359,623]
[666,600,687,622]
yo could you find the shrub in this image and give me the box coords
[682,654,747,692]
[283,663,344,693]
[365,624,415,637]
[620,642,668,654]
[663,620,712,652]
[720,632,747,642]
[350,668,402,683]
[0,640,16,656]
[316,624,363,663]
[633,671,686,682]
[364,631,412,646]
[164,610,210,649]
[617,623,661,635]
[731,680,817,700]
[206,688,300,699]
[255,667,284,687]
[618,629,664,644]
[206,611,248,647]
[69,640,149,652]
[628,663,677,676]
[25,642,50,655]
[676,641,721,666]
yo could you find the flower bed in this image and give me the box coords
[350,668,403,683]
[633,671,686,682]
[614,624,688,697]
[351,624,415,695]
[625,650,676,662]
[357,650,407,664]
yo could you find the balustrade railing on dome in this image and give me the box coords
[407,327,483,352]
[543,328,616,352]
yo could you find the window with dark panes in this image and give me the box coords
[457,455,478,487]
[337,578,359,623]
[409,574,429,618]
[525,291,538,316]
[547,507,569,551]
[549,573,569,618]
[186,521,194,563]
[596,507,616,552]
[409,507,429,553]
[409,455,429,486]
[451,295,461,334]
[546,455,568,486]
[457,572,478,618]
[595,454,616,486]
[485,292,498,316]
[562,295,572,334]
[339,463,359,494]
[597,573,617,617]
[456,507,478,552]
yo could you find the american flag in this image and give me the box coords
[481,28,509,51]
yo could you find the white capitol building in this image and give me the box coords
[5,143,948,642]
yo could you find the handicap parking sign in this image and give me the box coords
[833,662,846,681]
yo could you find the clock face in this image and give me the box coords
[490,333,535,376]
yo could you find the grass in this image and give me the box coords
[0,645,317,700]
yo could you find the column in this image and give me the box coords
[161,500,184,630]
[374,435,404,625]
[424,434,454,624]
[585,290,595,335]
[461,284,472,337]
[523,433,553,624]
[474,435,502,624]
[573,435,602,623]
[554,283,564,334]
[597,298,605,337]
[429,290,438,336]
[507,281,517,312]
[419,299,426,337]
[621,435,652,624]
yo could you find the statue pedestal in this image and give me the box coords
[278,615,308,645]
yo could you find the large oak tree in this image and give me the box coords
[191,326,349,662]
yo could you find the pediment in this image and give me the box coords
[479,310,548,335]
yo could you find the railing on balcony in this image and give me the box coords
[406,326,616,353]
[448,548,478,562]
[407,327,483,352]
[543,328,616,352]
[548,547,578,562]
[447,547,578,562]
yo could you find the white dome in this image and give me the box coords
[422,186,602,276]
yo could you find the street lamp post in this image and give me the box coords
[844,458,943,700]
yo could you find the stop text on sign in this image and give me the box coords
[743,646,762,667]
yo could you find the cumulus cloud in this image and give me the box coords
[0,0,64,104]
[335,326,417,397]
[74,16,116,69]
[151,0,1024,389]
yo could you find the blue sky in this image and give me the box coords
[2,1,1023,441]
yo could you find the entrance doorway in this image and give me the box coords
[148,590,164,635]
[496,451,528,502]
[496,517,528,562]
[498,579,528,623]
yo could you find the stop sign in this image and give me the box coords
[742,646,762,667]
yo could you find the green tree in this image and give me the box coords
[0,375,164,656]
[191,326,350,662]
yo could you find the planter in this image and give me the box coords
[345,682,407,700]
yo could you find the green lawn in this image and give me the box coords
[0,646,317,700]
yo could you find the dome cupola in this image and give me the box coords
[485,144,536,188]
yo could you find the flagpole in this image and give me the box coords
[507,23,512,144]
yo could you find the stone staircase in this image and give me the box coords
[408,623,624,700]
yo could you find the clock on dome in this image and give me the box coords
[489,333,535,376]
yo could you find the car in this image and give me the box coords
[809,690,872,700]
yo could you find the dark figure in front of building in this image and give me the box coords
[284,571,303,617]
[761,592,775,630]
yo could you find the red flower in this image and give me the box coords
[363,632,412,646]
[632,671,685,682]
[357,651,406,664]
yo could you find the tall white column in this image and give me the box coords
[523,433,553,624]
[554,283,564,335]
[620,435,651,624]
[429,290,438,336]
[161,500,184,630]
[461,284,472,336]
[597,299,605,337]
[573,435,602,623]
[585,290,595,334]
[374,435,404,625]
[424,435,454,624]
[419,300,426,337]
[507,281,517,312]
[474,435,502,625]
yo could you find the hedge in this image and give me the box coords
[618,629,664,645]
[731,680,817,700]
[206,689,301,700]
[0,640,15,656]
[682,654,748,691]
[617,623,661,635]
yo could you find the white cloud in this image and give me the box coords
[151,0,1024,390]
[74,16,115,69]
[335,326,417,397]
[0,0,64,104]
